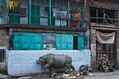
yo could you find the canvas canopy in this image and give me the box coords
[96,31,115,44]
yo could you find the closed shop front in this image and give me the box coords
[13,33,84,50]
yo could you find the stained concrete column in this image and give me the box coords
[91,27,97,70]
[0,29,9,49]
[117,49,119,69]
[116,31,119,69]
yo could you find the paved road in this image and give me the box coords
[1,70,119,79]
[85,70,119,79]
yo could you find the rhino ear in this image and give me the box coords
[39,57,43,59]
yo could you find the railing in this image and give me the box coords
[8,13,87,28]
[90,17,119,26]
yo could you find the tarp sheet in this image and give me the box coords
[96,31,115,44]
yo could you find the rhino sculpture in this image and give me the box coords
[36,53,75,73]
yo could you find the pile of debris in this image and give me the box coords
[51,64,92,79]
[51,72,85,79]
[97,54,114,72]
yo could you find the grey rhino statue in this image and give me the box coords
[36,53,75,73]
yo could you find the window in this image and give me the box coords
[9,0,28,24]
[39,0,49,26]
[42,34,56,49]
[51,0,68,26]
[70,1,84,27]
[31,0,49,25]
[0,0,7,24]
[8,0,85,28]
[90,7,118,24]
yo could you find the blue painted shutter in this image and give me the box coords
[14,33,42,50]
[56,34,62,50]
[56,34,73,50]
[78,36,84,50]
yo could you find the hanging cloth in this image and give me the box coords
[74,12,81,20]
[19,8,26,17]
[9,1,14,10]
[14,1,19,8]
[96,31,115,44]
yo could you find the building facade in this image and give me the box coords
[89,0,119,70]
[0,0,90,75]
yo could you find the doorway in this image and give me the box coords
[73,36,78,50]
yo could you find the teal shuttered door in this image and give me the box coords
[78,36,84,50]
[56,34,73,50]
[14,33,42,50]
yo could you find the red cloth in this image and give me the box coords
[70,9,79,13]
[19,8,26,17]
[70,21,79,26]
[70,9,80,27]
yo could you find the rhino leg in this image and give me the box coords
[65,64,75,73]
[70,64,75,71]
[45,64,51,72]
[65,65,71,73]
[49,67,56,77]
[45,64,55,77]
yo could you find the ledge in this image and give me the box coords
[0,24,88,33]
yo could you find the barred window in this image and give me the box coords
[42,34,56,50]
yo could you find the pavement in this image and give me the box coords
[85,70,119,79]
[0,70,119,79]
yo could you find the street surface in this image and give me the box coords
[0,70,119,79]
[85,70,119,79]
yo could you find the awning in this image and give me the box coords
[96,31,115,44]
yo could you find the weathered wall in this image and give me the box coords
[0,29,9,49]
[0,46,9,74]
[116,31,119,69]
[91,25,119,70]
[89,0,119,10]
[117,49,119,69]
[8,50,91,75]
[90,27,97,70]
[84,0,90,30]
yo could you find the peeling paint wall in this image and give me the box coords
[0,29,9,49]
[0,47,9,74]
[116,31,119,69]
[89,0,119,10]
[90,27,97,70]
[8,50,91,75]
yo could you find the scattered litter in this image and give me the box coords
[51,72,85,79]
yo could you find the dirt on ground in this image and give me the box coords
[1,70,119,79]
